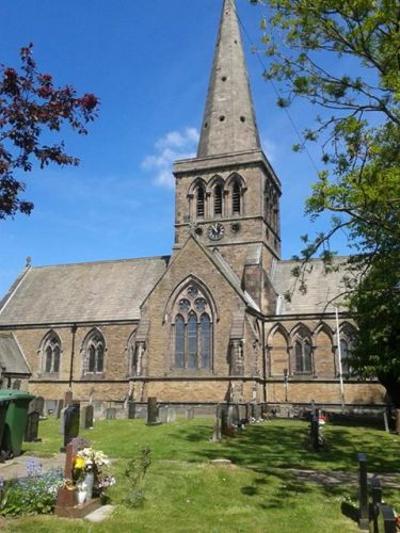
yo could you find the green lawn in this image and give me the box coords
[5,417,400,532]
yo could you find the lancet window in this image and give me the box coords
[232,180,241,215]
[172,284,213,370]
[293,327,313,374]
[196,184,205,218]
[42,332,61,373]
[214,184,223,215]
[83,329,105,374]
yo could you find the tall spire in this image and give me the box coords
[197,0,261,158]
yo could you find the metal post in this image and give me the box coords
[335,306,345,408]
[357,452,369,530]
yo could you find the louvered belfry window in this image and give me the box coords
[232,180,241,214]
[196,185,205,217]
[214,184,223,215]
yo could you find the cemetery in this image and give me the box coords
[0,393,398,531]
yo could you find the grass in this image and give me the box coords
[4,416,400,532]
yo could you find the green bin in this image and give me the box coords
[0,390,34,457]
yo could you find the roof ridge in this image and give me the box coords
[31,255,171,270]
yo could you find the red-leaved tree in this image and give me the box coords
[0,44,99,220]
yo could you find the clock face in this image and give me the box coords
[208,223,225,241]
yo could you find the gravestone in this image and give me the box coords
[167,407,176,423]
[159,406,168,424]
[105,407,116,420]
[185,407,194,420]
[61,402,80,452]
[128,401,136,419]
[64,390,73,407]
[211,405,222,442]
[24,397,43,442]
[80,405,94,429]
[378,505,397,533]
[147,397,159,425]
[45,399,57,416]
[34,396,45,416]
[245,403,252,420]
[56,400,64,419]
[310,408,320,451]
[12,379,21,390]
[221,405,235,437]
[357,452,369,530]
[253,404,261,421]
[371,476,382,532]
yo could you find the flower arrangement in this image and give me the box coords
[72,448,115,501]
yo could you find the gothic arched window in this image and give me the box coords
[172,284,213,370]
[214,184,223,216]
[83,330,105,374]
[339,324,357,376]
[42,332,61,374]
[196,184,205,218]
[293,328,313,374]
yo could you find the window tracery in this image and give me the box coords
[293,327,313,374]
[83,330,105,374]
[41,332,61,374]
[172,284,213,370]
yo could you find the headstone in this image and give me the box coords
[64,390,73,407]
[310,409,320,451]
[128,401,136,419]
[357,452,369,530]
[159,406,168,424]
[147,397,159,425]
[80,405,94,429]
[33,396,45,416]
[383,411,390,433]
[378,505,396,533]
[245,403,252,420]
[61,402,80,452]
[12,379,21,390]
[221,405,235,437]
[185,407,194,420]
[56,399,64,419]
[45,399,57,416]
[24,397,43,442]
[211,405,222,442]
[105,407,116,420]
[253,404,261,421]
[167,407,176,423]
[371,476,382,532]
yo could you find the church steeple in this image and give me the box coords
[197,0,261,158]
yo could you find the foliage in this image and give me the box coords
[123,447,151,508]
[0,460,63,517]
[0,44,99,220]
[251,0,400,398]
[349,260,400,405]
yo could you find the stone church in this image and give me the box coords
[0,0,384,409]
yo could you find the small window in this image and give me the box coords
[214,184,223,215]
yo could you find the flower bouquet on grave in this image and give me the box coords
[72,448,115,503]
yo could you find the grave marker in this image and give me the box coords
[80,405,94,429]
[128,401,136,419]
[64,390,73,407]
[24,397,43,442]
[56,399,64,419]
[147,397,159,425]
[357,452,369,530]
[211,405,222,442]
[185,407,194,420]
[61,402,80,452]
[105,407,116,420]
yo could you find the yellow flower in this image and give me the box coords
[74,456,85,470]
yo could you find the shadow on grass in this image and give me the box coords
[173,420,399,474]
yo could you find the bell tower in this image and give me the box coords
[173,0,281,299]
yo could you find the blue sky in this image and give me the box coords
[0,0,349,297]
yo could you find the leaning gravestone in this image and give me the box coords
[56,399,64,419]
[61,402,80,452]
[147,397,159,425]
[80,404,94,429]
[24,397,43,442]
[105,407,116,420]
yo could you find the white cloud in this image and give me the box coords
[142,127,199,187]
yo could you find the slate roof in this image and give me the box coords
[0,333,31,375]
[0,257,169,326]
[271,257,350,315]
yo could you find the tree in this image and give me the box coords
[251,1,400,405]
[0,44,99,220]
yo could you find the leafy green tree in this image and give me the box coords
[251,0,400,405]
[0,44,99,220]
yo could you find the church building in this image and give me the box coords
[0,0,384,409]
